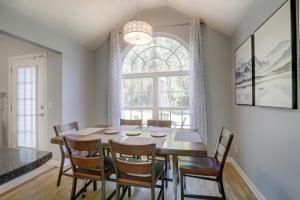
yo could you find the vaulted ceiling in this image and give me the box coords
[0,0,256,50]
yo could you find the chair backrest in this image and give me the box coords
[214,127,234,173]
[63,136,105,177]
[53,121,79,137]
[147,120,172,128]
[120,119,142,127]
[109,140,156,183]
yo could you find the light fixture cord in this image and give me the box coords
[136,0,140,20]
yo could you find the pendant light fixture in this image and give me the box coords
[123,0,153,45]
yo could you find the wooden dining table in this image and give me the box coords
[50,125,207,200]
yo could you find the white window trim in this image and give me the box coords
[121,35,190,127]
[122,71,189,126]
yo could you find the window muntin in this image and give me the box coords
[158,76,189,108]
[123,37,189,74]
[122,36,190,127]
[123,78,153,108]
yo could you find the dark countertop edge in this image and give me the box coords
[0,151,52,185]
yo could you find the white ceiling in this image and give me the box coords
[0,0,256,50]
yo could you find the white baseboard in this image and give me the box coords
[227,157,266,200]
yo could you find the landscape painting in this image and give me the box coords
[254,0,296,109]
[235,36,253,105]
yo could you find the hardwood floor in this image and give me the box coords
[0,163,256,200]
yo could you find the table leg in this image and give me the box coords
[172,155,178,200]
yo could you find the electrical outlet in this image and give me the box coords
[235,144,239,153]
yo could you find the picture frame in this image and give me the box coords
[254,0,297,109]
[235,35,255,106]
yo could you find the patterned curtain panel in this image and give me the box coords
[108,31,122,126]
[189,19,207,144]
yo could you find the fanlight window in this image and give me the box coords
[122,36,190,128]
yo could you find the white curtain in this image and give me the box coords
[108,31,122,126]
[189,19,207,144]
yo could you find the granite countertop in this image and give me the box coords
[0,147,52,185]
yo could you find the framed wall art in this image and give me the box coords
[235,36,254,106]
[254,0,297,109]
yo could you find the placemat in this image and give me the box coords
[75,128,104,136]
[122,137,166,148]
[175,131,202,142]
[142,127,173,133]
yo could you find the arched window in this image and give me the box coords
[122,35,190,127]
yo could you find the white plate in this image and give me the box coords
[150,132,167,138]
[104,129,119,135]
[126,132,141,136]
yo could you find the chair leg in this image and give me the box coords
[161,174,165,200]
[116,183,120,200]
[164,157,168,188]
[151,186,155,200]
[168,156,171,170]
[183,176,186,190]
[128,186,131,197]
[101,180,105,200]
[180,173,184,200]
[93,181,97,191]
[57,156,65,186]
[70,177,77,200]
[219,177,226,200]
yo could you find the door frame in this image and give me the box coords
[8,53,48,150]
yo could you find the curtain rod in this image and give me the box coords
[154,20,205,29]
[117,20,205,34]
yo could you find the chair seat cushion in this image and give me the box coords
[74,157,114,180]
[156,154,168,161]
[179,156,220,176]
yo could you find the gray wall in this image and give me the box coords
[95,39,109,124]
[0,3,97,160]
[0,3,97,127]
[230,0,300,199]
[95,7,232,154]
[0,32,62,159]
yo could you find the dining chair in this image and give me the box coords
[119,119,143,156]
[53,122,79,186]
[179,127,234,200]
[120,119,142,127]
[147,119,172,187]
[109,140,165,200]
[63,136,115,200]
[147,120,172,128]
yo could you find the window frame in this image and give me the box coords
[121,34,190,127]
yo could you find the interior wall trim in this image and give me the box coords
[227,157,267,200]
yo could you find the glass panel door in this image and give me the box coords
[17,67,37,148]
[9,54,46,150]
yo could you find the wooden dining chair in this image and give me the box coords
[109,140,165,200]
[63,136,115,200]
[120,119,143,127]
[147,120,172,128]
[53,122,79,186]
[179,127,234,200]
[147,119,172,187]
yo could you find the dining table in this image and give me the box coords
[50,125,207,200]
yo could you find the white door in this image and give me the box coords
[9,53,47,150]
